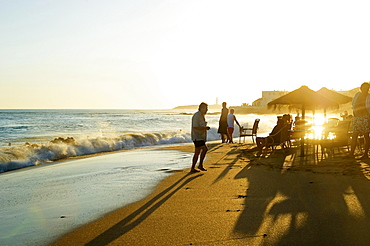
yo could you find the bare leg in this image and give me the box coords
[363,133,370,158]
[198,145,208,171]
[191,147,202,172]
[221,134,227,143]
[227,127,234,143]
[226,133,231,143]
[349,132,359,157]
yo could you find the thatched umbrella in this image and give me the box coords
[316,87,352,120]
[316,87,352,105]
[268,85,339,119]
[267,85,338,156]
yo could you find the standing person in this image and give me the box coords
[191,102,210,172]
[217,102,229,143]
[227,108,241,143]
[349,82,370,159]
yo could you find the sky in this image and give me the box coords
[1,0,370,109]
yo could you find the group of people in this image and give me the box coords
[190,82,370,172]
[189,102,241,172]
[217,102,241,144]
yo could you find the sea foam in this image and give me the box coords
[0,131,196,173]
[0,122,259,173]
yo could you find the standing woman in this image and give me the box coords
[217,102,229,143]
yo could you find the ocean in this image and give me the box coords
[0,109,277,245]
[0,109,276,173]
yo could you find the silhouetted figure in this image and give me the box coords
[255,114,291,156]
[217,102,229,143]
[349,82,370,159]
[191,102,210,172]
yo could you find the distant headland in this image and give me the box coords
[173,104,220,110]
[173,104,275,114]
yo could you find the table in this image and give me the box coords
[289,129,314,156]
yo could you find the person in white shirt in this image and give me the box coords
[191,102,210,172]
[227,108,241,143]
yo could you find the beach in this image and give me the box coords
[3,110,370,245]
[51,142,370,245]
[0,147,197,246]
[0,109,272,245]
[3,0,370,244]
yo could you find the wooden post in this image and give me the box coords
[300,104,306,156]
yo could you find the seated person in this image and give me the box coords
[291,116,308,139]
[256,114,291,156]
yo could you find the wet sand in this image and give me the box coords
[51,142,370,245]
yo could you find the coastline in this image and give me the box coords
[51,142,370,245]
[0,144,196,246]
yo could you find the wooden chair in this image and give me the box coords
[320,120,351,158]
[239,119,260,144]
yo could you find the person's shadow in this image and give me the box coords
[85,172,203,246]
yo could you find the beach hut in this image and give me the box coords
[267,85,339,156]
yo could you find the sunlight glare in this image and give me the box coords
[304,113,342,139]
[305,113,326,139]
[313,114,326,126]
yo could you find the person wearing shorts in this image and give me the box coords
[349,82,370,159]
[191,102,210,172]
[227,108,241,143]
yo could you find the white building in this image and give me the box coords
[260,91,287,106]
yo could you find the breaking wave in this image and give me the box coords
[0,131,194,173]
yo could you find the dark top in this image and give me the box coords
[218,107,229,134]
[220,107,228,121]
[269,119,289,143]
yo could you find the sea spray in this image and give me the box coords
[0,109,277,173]
[0,122,270,173]
[0,131,195,173]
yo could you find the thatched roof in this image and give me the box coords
[316,87,352,105]
[267,86,339,110]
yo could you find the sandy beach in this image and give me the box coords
[49,141,370,246]
[4,0,370,244]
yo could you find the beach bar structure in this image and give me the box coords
[268,85,339,156]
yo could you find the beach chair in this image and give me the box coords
[320,120,351,158]
[239,119,260,144]
[262,124,291,154]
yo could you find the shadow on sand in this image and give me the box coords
[85,172,203,246]
[235,146,370,245]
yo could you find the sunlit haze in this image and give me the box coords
[1,0,369,109]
